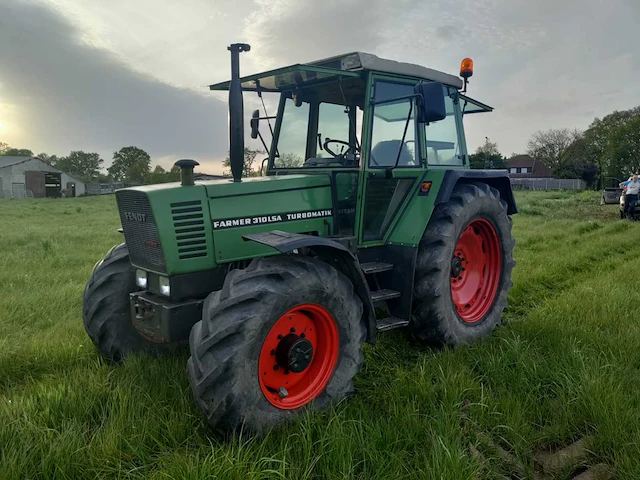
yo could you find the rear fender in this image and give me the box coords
[435,170,517,215]
[243,231,377,343]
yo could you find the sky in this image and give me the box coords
[0,0,638,174]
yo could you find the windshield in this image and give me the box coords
[270,79,365,169]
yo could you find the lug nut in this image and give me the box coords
[270,349,276,355]
[273,365,279,370]
[277,334,283,340]
[300,333,306,338]
[290,327,296,333]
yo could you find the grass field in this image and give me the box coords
[1,190,639,479]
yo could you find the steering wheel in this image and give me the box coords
[323,138,353,157]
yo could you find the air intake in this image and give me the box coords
[171,200,207,259]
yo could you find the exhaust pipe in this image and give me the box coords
[174,159,199,186]
[228,43,251,183]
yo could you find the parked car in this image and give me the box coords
[601,176,623,205]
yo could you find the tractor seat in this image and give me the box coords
[370,140,414,167]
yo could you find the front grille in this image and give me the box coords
[116,190,167,273]
[171,200,207,260]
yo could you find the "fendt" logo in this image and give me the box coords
[123,212,147,222]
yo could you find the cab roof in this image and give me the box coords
[209,51,464,92]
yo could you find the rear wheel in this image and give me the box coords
[187,255,365,434]
[410,182,515,346]
[82,243,182,362]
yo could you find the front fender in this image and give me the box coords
[435,170,517,215]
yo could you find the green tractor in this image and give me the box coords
[82,44,516,433]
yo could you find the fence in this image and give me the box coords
[0,189,34,198]
[85,182,140,195]
[510,178,585,191]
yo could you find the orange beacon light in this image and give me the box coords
[460,58,473,92]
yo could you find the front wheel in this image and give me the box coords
[187,255,365,434]
[410,182,515,346]
[82,243,183,362]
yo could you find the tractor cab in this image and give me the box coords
[210,52,493,172]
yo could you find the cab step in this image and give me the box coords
[376,316,410,331]
[370,289,401,303]
[361,262,394,275]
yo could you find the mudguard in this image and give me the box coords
[435,170,518,215]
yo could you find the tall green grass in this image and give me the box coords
[0,191,638,479]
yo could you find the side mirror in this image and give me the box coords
[414,81,446,123]
[250,109,260,139]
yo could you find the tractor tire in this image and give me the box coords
[187,255,365,434]
[82,243,182,362]
[410,182,515,346]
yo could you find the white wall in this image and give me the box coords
[61,173,86,196]
[0,165,10,196]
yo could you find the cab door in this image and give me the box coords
[356,77,424,245]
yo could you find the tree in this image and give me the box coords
[526,128,582,175]
[276,153,304,168]
[108,146,151,183]
[604,115,640,179]
[55,151,104,182]
[3,148,33,157]
[582,106,640,183]
[0,142,9,154]
[168,164,181,182]
[222,147,265,177]
[37,153,58,165]
[552,137,599,186]
[469,138,506,169]
[148,165,168,184]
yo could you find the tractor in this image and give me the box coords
[82,44,517,434]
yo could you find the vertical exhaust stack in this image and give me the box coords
[228,43,251,183]
[174,159,199,186]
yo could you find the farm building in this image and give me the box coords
[0,156,85,198]
[506,155,551,178]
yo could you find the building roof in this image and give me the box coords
[506,155,536,168]
[0,156,35,168]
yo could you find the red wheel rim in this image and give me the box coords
[258,303,338,409]
[450,218,501,323]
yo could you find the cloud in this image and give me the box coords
[0,0,230,172]
[1,0,639,164]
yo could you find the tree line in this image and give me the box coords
[469,105,640,188]
[0,143,181,185]
[5,102,637,188]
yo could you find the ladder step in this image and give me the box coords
[361,262,394,275]
[370,289,401,303]
[376,316,410,331]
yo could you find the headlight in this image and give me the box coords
[135,269,148,288]
[159,276,170,297]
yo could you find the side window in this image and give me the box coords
[274,97,309,168]
[369,82,417,168]
[425,93,462,166]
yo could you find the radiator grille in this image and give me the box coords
[116,190,167,272]
[171,200,207,260]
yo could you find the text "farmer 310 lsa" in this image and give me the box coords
[82,44,516,434]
